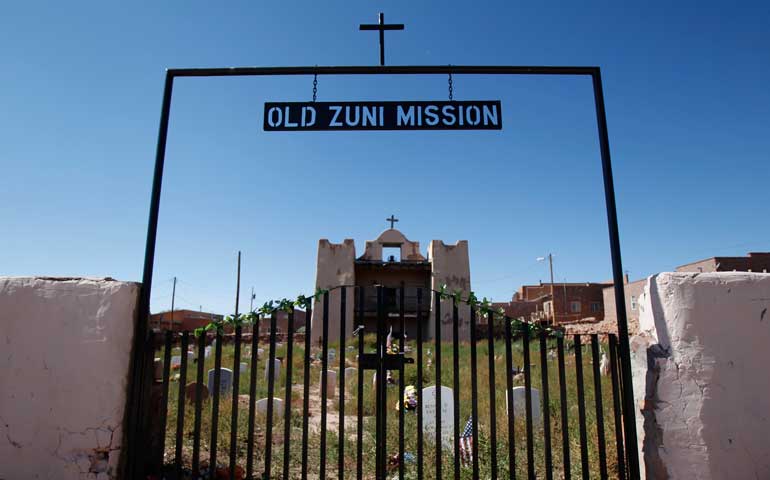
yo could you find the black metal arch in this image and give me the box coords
[123,65,640,479]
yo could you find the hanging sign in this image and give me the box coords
[263,100,502,131]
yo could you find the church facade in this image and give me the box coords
[310,226,472,343]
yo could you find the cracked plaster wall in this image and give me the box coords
[0,277,139,479]
[630,272,770,479]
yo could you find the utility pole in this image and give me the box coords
[250,286,255,312]
[170,276,176,331]
[548,254,556,325]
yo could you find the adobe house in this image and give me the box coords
[310,222,472,342]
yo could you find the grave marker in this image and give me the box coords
[422,385,454,450]
[207,368,234,396]
[506,386,541,424]
[264,359,281,383]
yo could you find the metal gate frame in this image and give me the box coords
[123,65,640,479]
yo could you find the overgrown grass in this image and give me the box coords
[160,334,624,479]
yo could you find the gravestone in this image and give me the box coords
[204,346,212,358]
[506,386,541,424]
[255,397,284,419]
[344,367,357,383]
[328,348,336,361]
[422,385,454,450]
[170,355,181,370]
[240,362,249,373]
[257,348,264,358]
[184,382,209,403]
[207,368,234,396]
[264,359,281,384]
[320,370,337,398]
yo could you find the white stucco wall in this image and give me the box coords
[0,277,139,479]
[311,239,356,343]
[428,240,471,341]
[631,272,770,479]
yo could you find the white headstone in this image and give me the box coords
[506,386,541,424]
[344,367,357,382]
[328,348,336,361]
[264,358,281,383]
[170,355,181,370]
[240,362,248,373]
[257,348,265,358]
[422,385,454,450]
[255,397,284,419]
[320,370,337,398]
[204,346,212,358]
[207,368,234,396]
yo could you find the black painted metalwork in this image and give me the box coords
[265,311,278,478]
[356,288,364,480]
[283,308,295,480]
[523,325,535,479]
[175,331,189,477]
[229,326,241,480]
[504,316,516,480]
[574,335,590,478]
[191,332,205,477]
[128,64,640,479]
[470,308,480,479]
[609,334,627,479]
[245,316,260,479]
[452,299,461,480]
[591,334,609,479]
[539,331,553,480]
[416,288,424,480]
[300,302,312,480]
[338,289,346,480]
[434,292,442,480]
[399,286,406,480]
[209,330,223,480]
[157,332,172,471]
[487,312,498,480]
[556,336,571,480]
[319,293,329,480]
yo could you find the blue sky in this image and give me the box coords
[1,2,768,314]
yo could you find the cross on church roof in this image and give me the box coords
[359,12,404,66]
[386,215,399,229]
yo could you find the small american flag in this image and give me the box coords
[460,415,474,467]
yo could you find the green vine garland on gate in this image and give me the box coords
[192,284,563,339]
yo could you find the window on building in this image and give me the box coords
[569,301,581,313]
[382,246,400,262]
[630,295,638,310]
[590,302,601,313]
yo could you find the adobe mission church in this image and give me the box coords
[310,218,475,343]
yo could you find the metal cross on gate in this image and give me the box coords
[359,12,404,66]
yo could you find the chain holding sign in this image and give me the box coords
[263,100,502,131]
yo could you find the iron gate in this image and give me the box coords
[146,285,631,479]
[125,64,640,479]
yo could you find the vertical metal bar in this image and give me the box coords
[265,311,279,478]
[416,288,424,480]
[538,332,553,480]
[556,336,571,480]
[375,286,385,480]
[469,308,480,479]
[319,293,329,480]
[609,335,627,479]
[175,332,190,477]
[574,335,590,478]
[192,332,205,476]
[157,331,172,471]
[229,252,242,480]
[339,289,347,480]
[591,335,608,479]
[592,68,639,478]
[504,317,515,480]
[487,311,498,480]
[434,291,442,480]
[246,315,260,479]
[283,308,296,479]
[356,288,364,480]
[209,330,223,480]
[378,286,388,479]
[229,326,241,480]
[399,285,406,480]
[452,299,461,480]
[301,302,313,480]
[523,325,534,479]
[124,72,173,480]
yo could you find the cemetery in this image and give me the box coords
[2,5,769,480]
